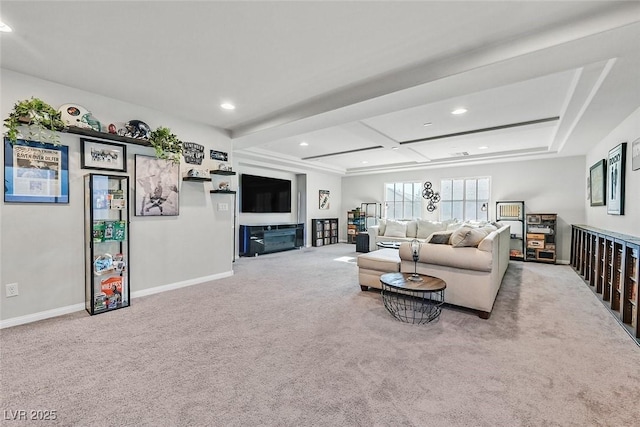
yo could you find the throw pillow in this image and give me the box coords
[377,219,387,235]
[416,219,446,239]
[429,232,453,244]
[450,226,491,247]
[384,220,407,238]
[405,220,418,238]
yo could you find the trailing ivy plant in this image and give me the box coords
[149,126,183,164]
[4,97,65,145]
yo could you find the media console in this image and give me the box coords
[239,223,304,257]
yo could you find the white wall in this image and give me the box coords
[585,107,640,236]
[341,156,586,262]
[1,70,234,324]
[234,159,343,248]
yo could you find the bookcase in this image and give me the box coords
[525,213,557,263]
[347,209,362,244]
[312,218,338,247]
[571,225,640,342]
[84,174,130,315]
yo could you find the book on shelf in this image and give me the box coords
[100,276,124,308]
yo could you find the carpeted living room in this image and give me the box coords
[1,2,640,426]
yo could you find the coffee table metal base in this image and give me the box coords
[380,272,446,324]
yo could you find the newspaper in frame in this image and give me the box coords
[4,138,69,203]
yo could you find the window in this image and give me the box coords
[384,182,421,219]
[439,177,490,222]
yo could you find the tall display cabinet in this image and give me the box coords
[84,174,130,315]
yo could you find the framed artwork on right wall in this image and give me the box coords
[607,142,626,215]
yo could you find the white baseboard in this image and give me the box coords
[0,270,234,329]
[0,303,86,329]
[130,271,233,298]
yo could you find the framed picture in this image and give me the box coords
[632,137,640,171]
[4,138,69,203]
[134,155,180,216]
[589,159,606,207]
[319,190,330,209]
[210,150,228,161]
[80,138,127,172]
[607,142,626,215]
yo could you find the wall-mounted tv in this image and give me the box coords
[240,174,292,213]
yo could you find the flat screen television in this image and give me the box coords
[240,174,292,213]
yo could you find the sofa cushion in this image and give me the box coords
[478,230,498,252]
[450,226,491,247]
[399,242,493,272]
[357,248,401,272]
[429,231,453,244]
[416,219,447,239]
[384,220,407,238]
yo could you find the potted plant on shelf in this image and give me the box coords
[149,126,183,164]
[3,97,65,145]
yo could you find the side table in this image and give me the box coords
[379,272,446,324]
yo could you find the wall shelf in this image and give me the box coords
[64,126,152,147]
[183,176,212,182]
[210,190,236,194]
[211,170,236,176]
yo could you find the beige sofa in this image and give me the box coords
[367,218,459,250]
[358,223,511,318]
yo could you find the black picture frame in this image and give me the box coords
[589,159,606,207]
[134,155,180,216]
[4,138,69,203]
[607,142,626,215]
[80,138,127,172]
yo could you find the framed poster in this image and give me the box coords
[80,138,127,172]
[632,137,640,171]
[134,155,180,216]
[607,142,626,215]
[319,190,330,209]
[4,138,69,203]
[589,159,606,206]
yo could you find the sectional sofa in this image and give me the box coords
[358,221,511,318]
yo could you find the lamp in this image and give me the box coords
[481,203,488,211]
[409,239,423,282]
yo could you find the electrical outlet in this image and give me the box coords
[218,202,229,211]
[6,283,18,297]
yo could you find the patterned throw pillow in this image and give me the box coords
[429,232,453,244]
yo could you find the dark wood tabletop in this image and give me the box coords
[380,272,446,292]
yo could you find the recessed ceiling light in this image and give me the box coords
[478,146,489,150]
[220,102,235,110]
[451,108,467,115]
[362,161,368,164]
[391,147,400,150]
[423,122,433,127]
[0,22,12,33]
[299,142,308,146]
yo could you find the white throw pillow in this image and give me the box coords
[384,220,407,238]
[416,219,447,239]
[405,220,418,238]
[377,219,387,235]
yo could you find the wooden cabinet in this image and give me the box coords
[526,213,557,263]
[312,218,338,247]
[571,225,640,342]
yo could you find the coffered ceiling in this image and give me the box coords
[1,1,639,175]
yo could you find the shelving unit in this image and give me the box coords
[571,225,640,343]
[525,213,557,263]
[312,218,338,247]
[359,203,381,231]
[182,176,211,182]
[347,209,362,244]
[496,201,525,260]
[84,174,130,315]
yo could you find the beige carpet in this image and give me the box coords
[1,244,639,426]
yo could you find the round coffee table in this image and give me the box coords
[379,272,446,324]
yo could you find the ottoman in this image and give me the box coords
[356,248,401,291]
